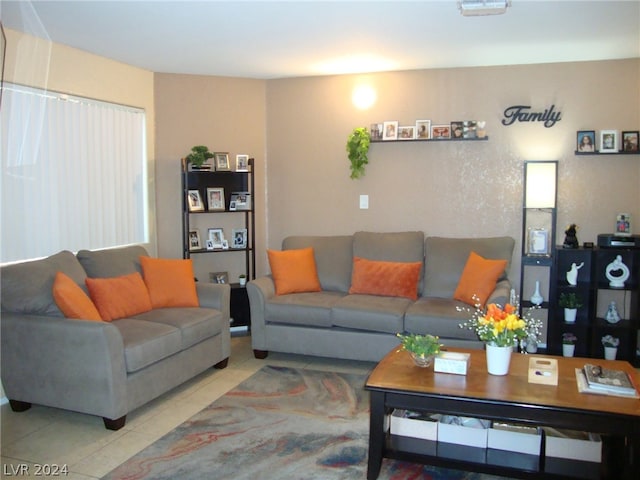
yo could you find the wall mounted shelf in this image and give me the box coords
[371,137,489,144]
[574,151,639,156]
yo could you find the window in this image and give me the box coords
[1,83,148,263]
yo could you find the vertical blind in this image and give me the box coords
[1,84,148,263]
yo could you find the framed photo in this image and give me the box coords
[382,121,398,141]
[528,228,550,256]
[230,191,251,210]
[232,228,248,249]
[188,230,201,251]
[370,123,383,141]
[205,239,215,250]
[187,190,204,212]
[235,154,249,172]
[398,125,415,140]
[462,121,477,139]
[451,121,463,139]
[431,124,451,139]
[206,187,225,211]
[214,152,230,171]
[209,271,229,284]
[616,213,632,236]
[577,130,596,152]
[415,120,431,139]
[207,227,225,249]
[622,131,639,153]
[599,130,618,153]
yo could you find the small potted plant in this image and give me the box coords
[562,332,577,357]
[397,333,442,368]
[238,274,247,287]
[185,145,214,170]
[601,334,619,360]
[558,292,583,323]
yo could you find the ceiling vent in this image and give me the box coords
[458,0,511,16]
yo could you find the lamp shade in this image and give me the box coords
[525,161,557,208]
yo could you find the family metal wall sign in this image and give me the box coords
[502,105,562,128]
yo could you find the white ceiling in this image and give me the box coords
[2,1,639,79]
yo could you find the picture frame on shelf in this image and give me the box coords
[230,191,251,210]
[622,131,639,153]
[382,121,398,141]
[616,213,632,236]
[577,130,596,152]
[370,123,383,141]
[207,227,225,249]
[528,228,550,256]
[205,239,215,250]
[235,154,249,172]
[232,228,248,249]
[188,230,201,250]
[599,130,618,153]
[451,121,463,139]
[415,120,431,139]
[209,271,229,284]
[206,187,225,211]
[187,190,204,212]
[398,125,415,140]
[214,152,231,171]
[431,124,451,139]
[462,121,478,139]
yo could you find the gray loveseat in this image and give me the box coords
[1,245,230,430]
[247,232,514,362]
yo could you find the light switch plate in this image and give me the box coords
[359,195,369,209]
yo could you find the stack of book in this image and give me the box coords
[575,363,639,398]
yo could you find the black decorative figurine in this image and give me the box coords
[563,224,579,249]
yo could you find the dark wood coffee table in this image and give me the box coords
[365,347,640,480]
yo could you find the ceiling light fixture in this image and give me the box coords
[458,0,511,16]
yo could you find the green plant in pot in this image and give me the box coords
[185,145,214,169]
[559,292,583,323]
[397,333,442,368]
[346,127,371,179]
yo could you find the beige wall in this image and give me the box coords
[4,28,157,252]
[265,59,640,285]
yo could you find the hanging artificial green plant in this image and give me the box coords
[346,127,371,179]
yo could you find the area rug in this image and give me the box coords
[102,366,508,480]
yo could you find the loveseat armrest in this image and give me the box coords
[487,278,512,306]
[196,282,231,322]
[246,276,275,350]
[0,313,128,420]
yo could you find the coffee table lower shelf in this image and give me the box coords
[387,434,600,480]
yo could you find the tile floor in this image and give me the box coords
[0,334,376,479]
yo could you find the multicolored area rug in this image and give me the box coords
[102,366,508,480]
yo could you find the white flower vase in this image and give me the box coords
[562,344,575,357]
[604,346,617,360]
[485,343,512,376]
[530,281,543,306]
[564,308,577,323]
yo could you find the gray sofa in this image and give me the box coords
[247,232,514,362]
[1,245,230,430]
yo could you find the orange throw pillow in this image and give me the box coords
[140,256,199,308]
[86,272,152,321]
[267,247,322,295]
[454,251,508,307]
[52,272,102,321]
[349,257,422,301]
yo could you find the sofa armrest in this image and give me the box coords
[196,283,231,322]
[246,276,275,350]
[0,313,128,420]
[487,278,512,306]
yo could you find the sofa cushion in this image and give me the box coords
[349,257,422,301]
[77,245,148,278]
[453,252,508,307]
[332,294,411,334]
[424,236,515,298]
[283,235,353,292]
[265,291,345,327]
[111,318,182,373]
[267,247,322,295]
[133,307,223,349]
[52,272,102,321]
[0,250,87,316]
[139,256,199,308]
[404,297,479,341]
[86,272,153,321]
